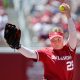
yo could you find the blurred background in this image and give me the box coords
[0,0,80,80]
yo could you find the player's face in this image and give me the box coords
[50,36,64,49]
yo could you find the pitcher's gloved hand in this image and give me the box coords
[4,23,21,49]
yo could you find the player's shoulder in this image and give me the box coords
[45,47,54,56]
[37,47,53,53]
[43,47,53,52]
[45,47,53,51]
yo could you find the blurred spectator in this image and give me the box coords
[32,12,54,47]
[75,6,80,16]
[0,7,8,38]
[0,0,3,7]
[74,16,80,47]
[75,16,80,32]
[27,62,44,80]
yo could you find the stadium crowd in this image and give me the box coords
[26,0,80,47]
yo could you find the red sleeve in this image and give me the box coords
[35,49,47,63]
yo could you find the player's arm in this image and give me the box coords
[61,3,77,49]
[67,17,77,49]
[66,5,77,49]
[4,23,37,59]
[17,45,37,59]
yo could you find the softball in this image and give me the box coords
[59,5,65,11]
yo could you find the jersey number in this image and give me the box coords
[66,61,74,71]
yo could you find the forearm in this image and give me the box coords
[67,17,77,49]
[59,3,77,49]
[17,45,37,59]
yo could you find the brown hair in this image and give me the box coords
[49,27,64,34]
